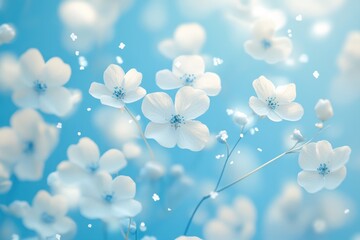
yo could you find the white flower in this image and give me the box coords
[79,171,142,221]
[0,109,58,181]
[175,237,202,240]
[216,130,228,144]
[89,64,146,108]
[158,23,206,59]
[297,140,351,193]
[0,163,12,193]
[0,23,16,45]
[249,76,304,122]
[244,18,292,64]
[232,111,248,127]
[142,86,210,151]
[314,99,334,121]
[156,55,221,96]
[12,48,78,117]
[139,161,165,181]
[57,137,127,184]
[204,197,256,240]
[291,129,304,142]
[14,190,75,239]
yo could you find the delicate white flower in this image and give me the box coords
[0,53,21,91]
[216,130,228,144]
[249,76,304,122]
[204,197,256,240]
[142,87,210,151]
[314,99,334,121]
[57,137,127,184]
[232,111,249,127]
[158,23,206,59]
[89,64,146,108]
[0,23,16,45]
[0,109,58,181]
[0,163,11,193]
[244,18,292,64]
[156,55,221,96]
[13,190,76,239]
[12,48,78,117]
[297,140,351,193]
[79,171,142,221]
[291,129,304,142]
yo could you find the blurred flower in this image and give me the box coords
[57,137,127,184]
[249,76,304,122]
[0,53,21,92]
[0,163,11,193]
[89,64,146,108]
[142,236,157,240]
[204,197,256,240]
[139,161,165,181]
[285,0,344,17]
[122,142,142,159]
[156,55,221,96]
[0,23,16,45]
[297,140,351,193]
[291,129,304,142]
[142,87,210,151]
[175,236,202,240]
[158,23,206,59]
[79,171,142,221]
[232,111,248,127]
[12,48,78,117]
[0,109,58,181]
[244,18,292,64]
[315,99,334,121]
[216,130,228,144]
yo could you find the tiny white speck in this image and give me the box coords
[315,122,323,129]
[210,191,218,199]
[56,122,62,129]
[230,161,234,165]
[75,51,79,56]
[213,57,224,66]
[296,14,303,21]
[226,108,234,115]
[70,33,77,41]
[116,56,123,64]
[77,131,81,136]
[250,128,255,135]
[287,29,292,33]
[257,148,263,152]
[55,234,61,240]
[313,70,320,79]
[86,107,92,112]
[240,133,244,138]
[237,150,241,154]
[88,224,92,228]
[215,154,221,159]
[344,209,350,214]
[299,54,309,63]
[80,66,84,70]
[135,115,141,121]
[167,208,172,211]
[288,33,293,38]
[254,127,259,132]
[119,42,126,49]
[139,222,147,232]
[152,193,160,202]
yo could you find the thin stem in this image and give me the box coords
[184,195,211,235]
[125,218,131,240]
[124,106,155,162]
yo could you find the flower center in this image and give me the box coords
[113,86,126,100]
[41,212,55,224]
[33,80,47,94]
[170,114,185,129]
[86,162,99,173]
[180,73,196,86]
[103,193,114,203]
[317,163,330,176]
[261,39,272,50]
[23,141,35,154]
[265,96,279,110]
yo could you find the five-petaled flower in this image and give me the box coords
[89,64,146,108]
[249,76,304,122]
[297,140,351,193]
[142,86,210,151]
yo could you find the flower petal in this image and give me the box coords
[10,109,43,141]
[99,149,127,173]
[123,87,146,103]
[252,19,276,40]
[113,199,142,218]
[103,64,125,90]
[39,57,71,87]
[0,128,22,162]
[331,146,351,171]
[252,76,275,101]
[172,55,205,77]
[57,161,88,183]
[19,48,45,82]
[145,122,177,148]
[80,198,109,219]
[158,38,180,59]
[175,86,210,120]
[316,140,333,164]
[299,142,320,170]
[122,68,142,91]
[89,82,110,99]
[194,72,221,96]
[67,137,100,169]
[100,95,124,108]
[275,102,304,121]
[113,175,136,200]
[12,88,40,109]
[14,159,44,180]
[324,167,346,190]
[275,83,296,103]
[297,171,324,193]
[156,69,183,90]
[244,40,265,60]
[249,96,269,116]
[177,120,209,151]
[267,110,282,122]
[142,92,174,123]
[32,190,51,210]
[39,87,73,116]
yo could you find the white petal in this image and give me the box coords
[174,23,205,54]
[158,38,180,59]
[175,86,210,120]
[249,96,269,116]
[270,37,292,59]
[57,161,88,183]
[32,190,51,209]
[113,199,142,218]
[113,175,136,200]
[316,140,333,164]
[12,88,40,109]
[275,83,296,103]
[10,109,42,141]
[331,146,351,171]
[39,57,71,87]
[80,198,109,219]
[67,137,100,169]
[103,64,125,90]
[297,171,324,193]
[142,92,174,123]
[100,95,124,108]
[275,102,304,121]
[0,128,22,162]
[122,68,142,91]
[89,82,110,99]
[244,40,265,60]
[144,122,177,148]
[324,167,346,190]
[252,76,275,101]
[156,69,183,90]
[53,217,75,235]
[99,149,127,173]
[252,19,276,40]
[14,159,44,180]
[0,179,12,193]
[39,87,73,116]
[123,87,146,103]
[299,142,319,170]
[19,48,45,82]
[267,110,282,122]
[194,72,221,96]
[172,55,205,77]
[177,120,209,151]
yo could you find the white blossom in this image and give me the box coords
[314,99,334,121]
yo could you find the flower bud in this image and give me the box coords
[315,99,333,121]
[232,111,248,127]
[216,130,228,144]
[291,129,304,142]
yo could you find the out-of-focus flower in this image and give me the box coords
[79,171,142,221]
[244,19,292,64]
[232,111,248,127]
[285,0,344,17]
[249,76,304,122]
[57,137,127,184]
[297,140,351,193]
[0,23,16,45]
[0,109,58,181]
[216,130,228,144]
[0,53,21,92]
[12,48,78,117]
[141,236,157,240]
[0,163,11,193]
[139,161,165,181]
[291,129,304,142]
[204,197,256,240]
[89,64,146,108]
[142,87,210,151]
[158,23,206,59]
[315,99,334,121]
[175,236,202,240]
[156,55,221,96]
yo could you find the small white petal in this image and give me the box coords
[249,96,269,116]
[175,86,210,120]
[67,137,100,168]
[19,48,45,82]
[14,159,44,181]
[142,92,175,123]
[324,167,346,190]
[299,142,320,170]
[252,76,276,101]
[39,87,73,116]
[99,149,127,173]
[12,88,40,109]
[177,120,209,151]
[145,122,177,148]
[10,109,43,141]
[103,64,125,90]
[194,72,221,96]
[172,55,205,77]
[113,175,136,200]
[113,199,142,218]
[156,69,183,90]
[123,87,146,103]
[275,102,304,121]
[39,57,71,87]
[297,171,324,193]
[252,19,276,40]
[122,68,142,91]
[158,39,180,59]
[57,161,88,183]
[244,40,265,60]
[267,110,283,122]
[100,95,124,108]
[275,83,296,103]
[331,146,351,171]
[89,82,110,99]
